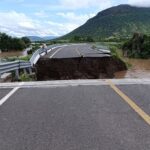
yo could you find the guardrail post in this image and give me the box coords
[23,68,27,74]
[15,69,19,80]
[45,48,48,54]
[0,73,2,81]
[28,68,32,74]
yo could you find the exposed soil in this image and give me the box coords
[36,57,127,81]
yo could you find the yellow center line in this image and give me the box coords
[106,80,150,126]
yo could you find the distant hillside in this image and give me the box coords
[62,5,150,40]
[27,36,58,42]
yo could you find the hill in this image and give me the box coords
[62,5,150,40]
[27,36,58,42]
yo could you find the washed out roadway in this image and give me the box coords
[0,80,150,150]
[44,44,111,59]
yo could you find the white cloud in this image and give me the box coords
[47,21,79,35]
[128,0,150,7]
[0,11,58,37]
[57,12,95,24]
[0,11,87,37]
[59,0,112,10]
[21,0,112,12]
[0,0,114,37]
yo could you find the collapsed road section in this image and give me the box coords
[36,44,127,80]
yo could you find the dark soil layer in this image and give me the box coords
[36,57,127,80]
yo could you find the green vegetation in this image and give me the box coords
[19,73,35,82]
[93,42,129,69]
[61,5,150,41]
[27,43,41,55]
[0,33,31,52]
[70,36,94,43]
[1,54,32,62]
[122,33,150,58]
[94,42,123,57]
[109,46,120,58]
[19,55,32,61]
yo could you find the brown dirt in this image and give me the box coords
[36,57,127,81]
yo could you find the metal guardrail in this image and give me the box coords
[0,44,62,77]
[29,48,44,66]
[0,60,31,75]
[29,44,61,66]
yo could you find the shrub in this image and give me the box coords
[19,73,33,82]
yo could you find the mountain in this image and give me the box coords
[62,4,150,40]
[27,36,43,42]
[43,36,58,41]
[26,36,58,42]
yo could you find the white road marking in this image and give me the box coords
[75,48,81,57]
[50,47,62,58]
[0,82,24,106]
[49,45,68,58]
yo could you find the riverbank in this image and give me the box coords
[98,42,150,79]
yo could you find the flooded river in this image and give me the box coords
[0,50,27,58]
[115,58,150,79]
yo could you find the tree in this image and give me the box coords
[72,36,81,42]
[0,33,10,51]
[122,33,150,58]
[86,36,94,42]
[21,37,31,47]
[0,32,30,52]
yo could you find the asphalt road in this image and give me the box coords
[0,88,11,99]
[44,44,111,59]
[0,79,150,150]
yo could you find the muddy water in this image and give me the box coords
[0,50,27,58]
[115,58,150,79]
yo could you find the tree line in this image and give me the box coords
[70,36,94,42]
[0,33,31,52]
[122,33,150,58]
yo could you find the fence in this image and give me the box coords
[0,60,32,79]
[0,44,62,79]
[29,44,62,66]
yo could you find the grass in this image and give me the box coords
[94,42,131,69]
[19,55,32,61]
[1,55,32,62]
[19,73,33,81]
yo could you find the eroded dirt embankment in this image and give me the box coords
[36,57,127,81]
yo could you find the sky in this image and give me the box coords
[0,0,150,37]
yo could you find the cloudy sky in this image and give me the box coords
[0,0,150,37]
